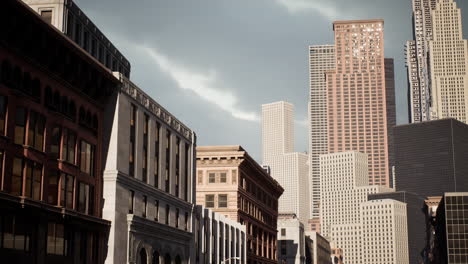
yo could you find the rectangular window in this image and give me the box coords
[77,182,92,215]
[40,10,52,24]
[155,200,159,221]
[47,222,67,256]
[83,31,89,51]
[28,111,45,151]
[184,212,189,231]
[218,194,228,208]
[91,38,97,57]
[129,190,134,214]
[184,143,190,201]
[50,126,61,159]
[165,205,170,225]
[165,130,171,193]
[62,129,76,164]
[24,160,42,200]
[48,170,59,205]
[205,194,215,208]
[14,107,26,145]
[0,96,7,135]
[143,195,147,218]
[281,228,286,236]
[60,173,74,209]
[75,23,82,45]
[142,114,149,183]
[154,122,160,188]
[208,173,216,183]
[175,208,179,228]
[11,158,23,196]
[2,215,30,252]
[129,104,136,177]
[80,141,95,176]
[219,173,227,183]
[175,137,180,197]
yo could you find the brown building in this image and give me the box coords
[0,0,119,263]
[326,19,395,187]
[196,146,284,264]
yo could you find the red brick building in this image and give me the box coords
[0,0,120,263]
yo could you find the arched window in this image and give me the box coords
[164,254,171,264]
[175,255,181,264]
[53,91,60,111]
[12,66,22,89]
[153,251,160,264]
[139,248,147,264]
[32,78,41,99]
[69,101,76,121]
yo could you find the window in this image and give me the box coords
[175,137,180,197]
[165,130,171,193]
[280,241,287,255]
[218,194,228,208]
[129,190,134,214]
[205,195,215,208]
[62,129,76,164]
[0,96,7,135]
[40,10,52,24]
[80,141,95,176]
[129,104,136,177]
[75,23,82,45]
[165,205,170,225]
[175,209,179,228]
[154,122,160,188]
[281,228,286,236]
[48,170,59,205]
[60,173,74,209]
[143,114,149,183]
[14,107,26,145]
[50,126,61,159]
[208,173,216,183]
[220,173,227,183]
[24,160,42,200]
[77,182,93,215]
[1,215,31,252]
[184,212,189,231]
[184,143,190,201]
[11,158,23,196]
[143,195,147,218]
[47,222,67,256]
[155,200,159,221]
[83,31,89,51]
[28,111,45,151]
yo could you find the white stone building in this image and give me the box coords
[102,73,196,264]
[193,205,247,264]
[277,213,306,264]
[261,102,310,224]
[320,152,408,264]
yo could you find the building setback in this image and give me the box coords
[394,118,468,197]
[196,146,284,264]
[326,19,395,187]
[0,0,120,263]
[262,102,310,223]
[102,74,196,264]
[308,45,335,220]
[22,0,131,78]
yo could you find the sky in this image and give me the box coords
[78,0,468,162]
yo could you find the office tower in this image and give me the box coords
[326,20,394,187]
[406,0,437,123]
[304,231,332,264]
[429,0,468,123]
[394,119,468,198]
[368,191,427,264]
[432,193,468,264]
[262,102,310,223]
[309,45,335,219]
[196,146,284,264]
[360,199,409,264]
[278,213,307,264]
[320,152,395,264]
[102,74,196,264]
[22,0,131,77]
[193,206,247,264]
[0,0,120,262]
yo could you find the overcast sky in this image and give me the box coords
[78,0,468,162]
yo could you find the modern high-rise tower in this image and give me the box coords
[406,0,437,123]
[429,0,468,123]
[308,45,335,219]
[325,20,395,187]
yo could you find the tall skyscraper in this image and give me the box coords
[326,20,395,187]
[308,45,335,219]
[262,102,310,223]
[429,0,468,123]
[406,0,437,123]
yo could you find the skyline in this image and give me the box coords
[75,0,468,161]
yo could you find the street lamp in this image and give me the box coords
[221,257,240,264]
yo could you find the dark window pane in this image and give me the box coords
[40,10,52,24]
[14,108,26,145]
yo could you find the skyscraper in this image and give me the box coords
[326,20,394,187]
[308,45,335,219]
[406,0,437,123]
[429,0,468,123]
[262,102,310,223]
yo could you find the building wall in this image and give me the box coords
[429,0,468,123]
[326,20,391,187]
[304,232,331,264]
[196,146,283,264]
[102,75,196,264]
[262,101,294,160]
[22,0,131,77]
[278,214,306,264]
[308,45,335,219]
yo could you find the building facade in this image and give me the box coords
[22,0,131,78]
[429,0,468,123]
[193,205,247,264]
[432,193,468,264]
[308,45,335,219]
[325,19,395,187]
[102,74,196,264]
[304,232,331,264]
[406,0,437,123]
[196,146,284,264]
[0,0,120,263]
[277,213,306,264]
[394,119,468,198]
[262,102,310,223]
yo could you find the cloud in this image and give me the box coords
[274,0,339,19]
[143,46,259,122]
